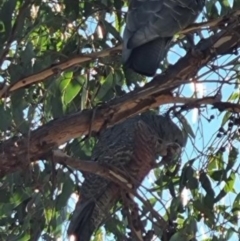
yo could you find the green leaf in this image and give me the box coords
[0,0,16,41]
[78,75,87,110]
[220,0,231,15]
[226,147,238,171]
[104,216,126,238]
[63,79,82,105]
[170,197,183,219]
[11,90,29,133]
[113,70,124,86]
[59,71,73,92]
[227,92,239,101]
[0,103,12,131]
[183,216,198,236]
[179,161,195,191]
[21,42,35,68]
[177,114,195,138]
[94,229,104,241]
[225,227,235,240]
[0,21,5,32]
[48,88,64,118]
[221,111,231,126]
[206,0,219,19]
[224,173,236,192]
[208,153,224,171]
[188,217,198,234]
[209,170,225,182]
[169,232,188,241]
[232,193,240,212]
[193,199,215,223]
[96,72,114,100]
[200,172,215,197]
[188,177,199,190]
[56,176,74,210]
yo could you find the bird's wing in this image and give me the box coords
[125,0,204,49]
[80,120,137,200]
[125,0,164,48]
[67,121,137,240]
[68,116,155,241]
[68,113,187,240]
[126,0,163,32]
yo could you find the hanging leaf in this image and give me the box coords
[199,172,215,198]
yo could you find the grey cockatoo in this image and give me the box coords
[67,112,187,241]
[122,0,205,76]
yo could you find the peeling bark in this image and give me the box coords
[1,11,240,177]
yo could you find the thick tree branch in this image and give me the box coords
[1,9,240,98]
[0,93,237,178]
[1,10,240,177]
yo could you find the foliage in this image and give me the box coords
[0,0,240,240]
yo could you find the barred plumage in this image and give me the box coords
[68,112,187,241]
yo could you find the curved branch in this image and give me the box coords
[1,9,240,177]
[52,150,133,188]
[1,8,240,98]
[0,45,122,98]
[0,93,236,178]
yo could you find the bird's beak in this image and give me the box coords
[166,143,182,160]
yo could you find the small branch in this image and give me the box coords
[0,45,122,98]
[1,8,240,98]
[122,196,144,241]
[52,150,133,189]
[0,94,238,177]
[180,9,240,35]
[2,8,240,176]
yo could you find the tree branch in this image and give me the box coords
[0,94,239,177]
[53,150,168,231]
[52,150,133,188]
[1,9,240,177]
[1,8,240,98]
[0,45,122,98]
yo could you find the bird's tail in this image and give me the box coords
[124,38,171,77]
[67,201,95,241]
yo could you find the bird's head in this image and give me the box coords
[141,112,187,159]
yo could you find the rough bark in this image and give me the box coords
[1,10,240,177]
